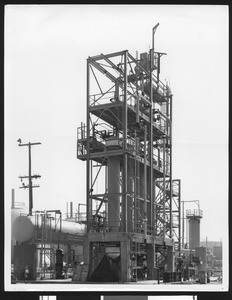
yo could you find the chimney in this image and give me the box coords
[70,202,73,218]
[11,188,15,208]
[66,201,74,218]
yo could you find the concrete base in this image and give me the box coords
[84,231,174,282]
[13,244,37,280]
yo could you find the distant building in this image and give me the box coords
[200,241,222,248]
[213,246,222,260]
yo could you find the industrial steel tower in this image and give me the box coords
[77,25,181,282]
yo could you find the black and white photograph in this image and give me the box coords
[4,4,228,292]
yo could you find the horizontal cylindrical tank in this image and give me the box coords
[12,214,86,243]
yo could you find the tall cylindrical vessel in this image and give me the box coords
[188,216,200,250]
[108,157,121,231]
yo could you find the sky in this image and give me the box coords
[5,5,228,244]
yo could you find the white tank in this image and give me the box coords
[12,214,86,243]
[11,201,29,261]
[12,215,35,243]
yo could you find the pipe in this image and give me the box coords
[144,125,147,235]
[11,188,15,208]
[70,202,73,218]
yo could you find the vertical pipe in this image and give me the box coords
[66,202,69,218]
[149,48,154,235]
[105,165,108,225]
[169,95,173,239]
[28,143,33,215]
[127,164,133,232]
[86,58,91,233]
[135,58,139,235]
[40,214,43,279]
[144,125,147,236]
[70,202,73,218]
[182,201,185,249]
[122,50,128,232]
[136,95,139,124]
[178,180,181,254]
[134,132,138,233]
[115,79,119,101]
[162,140,166,241]
[78,204,80,222]
[11,188,15,208]
[137,151,140,232]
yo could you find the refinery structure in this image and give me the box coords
[10,25,222,285]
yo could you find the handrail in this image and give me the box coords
[186,209,203,218]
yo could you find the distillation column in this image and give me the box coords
[187,209,203,250]
[108,157,121,232]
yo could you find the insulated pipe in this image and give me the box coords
[108,157,121,231]
[127,161,133,232]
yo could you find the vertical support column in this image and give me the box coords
[182,201,185,249]
[146,242,155,279]
[162,140,166,241]
[166,245,174,272]
[149,48,154,235]
[86,58,91,233]
[144,125,147,235]
[178,180,181,254]
[147,170,151,233]
[83,238,91,275]
[169,95,173,240]
[127,161,133,232]
[134,132,138,233]
[120,239,130,282]
[122,50,128,233]
[105,164,108,224]
[28,143,33,215]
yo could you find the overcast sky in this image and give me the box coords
[5,5,228,243]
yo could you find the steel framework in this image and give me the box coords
[77,40,180,281]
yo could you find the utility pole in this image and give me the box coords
[17,139,41,215]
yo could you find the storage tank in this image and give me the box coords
[12,213,86,243]
[11,188,29,261]
[11,189,28,224]
[12,215,35,243]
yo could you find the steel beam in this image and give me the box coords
[122,50,128,232]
